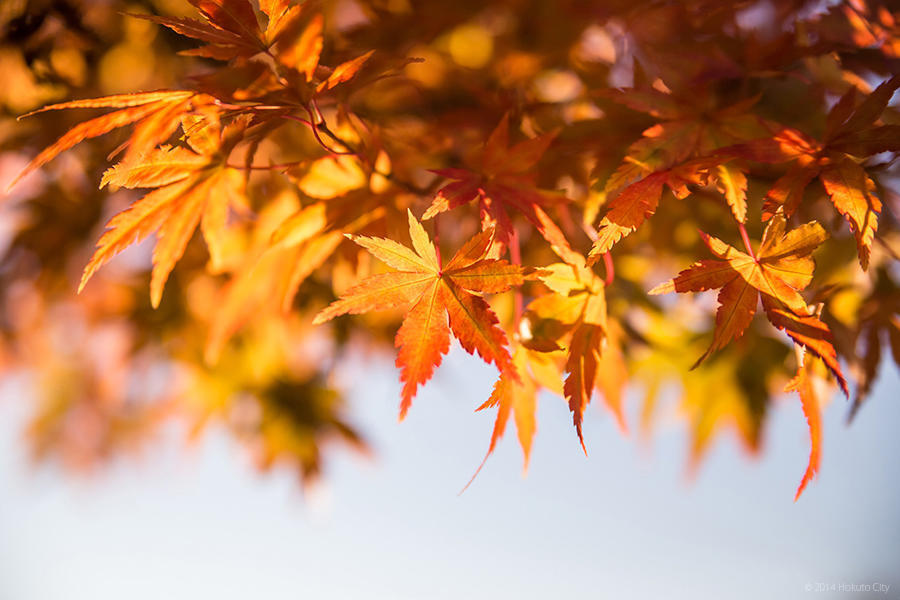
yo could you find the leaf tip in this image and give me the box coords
[5,170,28,193]
[459,453,491,495]
[689,348,712,371]
[648,280,674,295]
[77,262,98,295]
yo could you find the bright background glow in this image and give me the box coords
[1,348,898,599]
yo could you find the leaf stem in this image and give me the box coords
[434,214,443,273]
[302,105,356,156]
[509,225,524,323]
[556,203,577,238]
[215,101,294,112]
[602,252,615,286]
[225,159,306,170]
[304,110,433,196]
[280,114,314,127]
[738,222,757,261]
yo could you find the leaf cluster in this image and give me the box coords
[2,0,900,497]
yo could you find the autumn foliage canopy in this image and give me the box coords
[2,0,900,499]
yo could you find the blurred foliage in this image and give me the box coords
[0,0,898,495]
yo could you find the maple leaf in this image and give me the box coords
[787,353,826,501]
[650,214,848,393]
[844,268,900,420]
[760,298,848,396]
[137,0,299,64]
[79,113,250,308]
[819,157,882,270]
[460,344,547,491]
[524,262,623,451]
[422,115,581,265]
[140,0,372,94]
[8,0,900,498]
[714,162,749,223]
[633,312,771,471]
[9,91,198,191]
[313,210,535,417]
[464,335,580,491]
[600,91,765,193]
[588,157,715,261]
[480,348,538,469]
[589,90,765,259]
[723,75,900,269]
[206,190,389,363]
[140,0,265,62]
[591,91,767,240]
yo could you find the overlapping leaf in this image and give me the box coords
[463,344,560,489]
[205,190,388,362]
[587,92,768,258]
[786,353,827,501]
[600,91,764,196]
[724,75,900,269]
[80,114,249,308]
[423,115,580,265]
[523,262,625,451]
[588,158,715,261]
[139,0,372,92]
[9,91,198,190]
[845,268,900,420]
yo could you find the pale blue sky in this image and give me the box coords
[1,347,898,599]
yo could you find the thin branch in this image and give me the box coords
[302,104,356,156]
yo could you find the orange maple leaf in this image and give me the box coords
[650,214,848,393]
[600,91,765,195]
[9,91,198,191]
[461,344,543,491]
[141,0,266,62]
[205,190,388,363]
[724,75,900,269]
[79,113,250,308]
[313,210,536,417]
[588,157,716,261]
[590,91,766,246]
[846,269,900,420]
[140,0,371,92]
[525,262,622,451]
[786,353,824,501]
